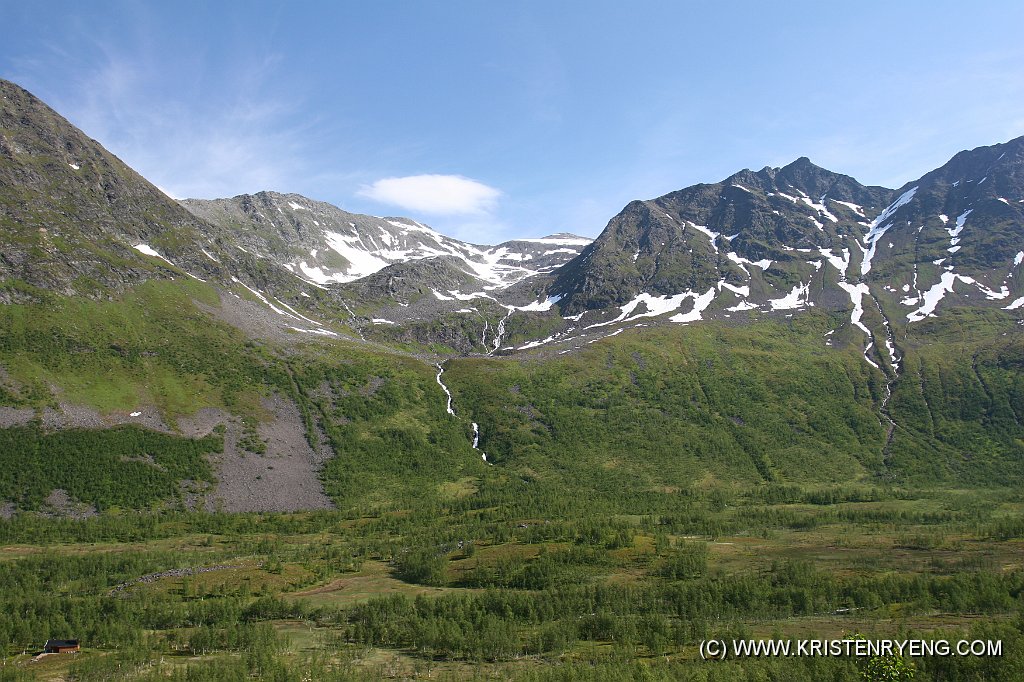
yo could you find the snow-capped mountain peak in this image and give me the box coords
[181,192,590,289]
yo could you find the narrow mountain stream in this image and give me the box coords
[435,363,489,462]
[868,293,901,459]
[488,307,515,354]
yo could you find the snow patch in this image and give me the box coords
[800,196,838,222]
[830,199,865,217]
[907,272,960,322]
[769,281,812,310]
[861,186,917,275]
[818,248,851,278]
[133,243,168,261]
[588,292,696,328]
[727,252,772,274]
[231,277,301,321]
[686,221,720,253]
[513,295,562,312]
[948,209,972,241]
[588,328,626,343]
[275,298,324,326]
[287,326,339,337]
[321,231,390,281]
[669,287,717,323]
[718,280,750,297]
[838,282,872,338]
[298,262,335,284]
[446,290,496,302]
[518,335,558,350]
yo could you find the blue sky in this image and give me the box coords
[4,1,1024,243]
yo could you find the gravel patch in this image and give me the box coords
[195,291,299,344]
[195,290,358,346]
[1,395,336,515]
[176,407,231,438]
[110,563,245,596]
[203,394,334,513]
[0,406,35,428]
[40,488,98,519]
[0,402,176,432]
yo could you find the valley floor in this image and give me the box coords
[1,483,1021,681]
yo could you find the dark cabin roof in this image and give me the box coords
[44,639,79,647]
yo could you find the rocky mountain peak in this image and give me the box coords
[181,192,590,292]
[0,79,227,297]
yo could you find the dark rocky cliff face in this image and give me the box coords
[858,137,1024,289]
[551,140,1024,325]
[552,158,894,315]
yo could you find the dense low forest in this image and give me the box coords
[0,484,1021,680]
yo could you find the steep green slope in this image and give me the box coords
[447,319,880,488]
[888,308,1024,484]
[0,278,489,512]
[438,314,1024,503]
[289,354,488,509]
[3,278,1022,514]
[0,279,276,416]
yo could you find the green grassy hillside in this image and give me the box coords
[2,281,1023,514]
[438,312,1024,507]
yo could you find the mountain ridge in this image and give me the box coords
[180,190,591,290]
[3,76,1022,360]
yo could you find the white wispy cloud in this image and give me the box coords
[357,174,501,215]
[10,26,316,202]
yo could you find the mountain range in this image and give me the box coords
[179,138,1024,359]
[1,77,1023,517]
